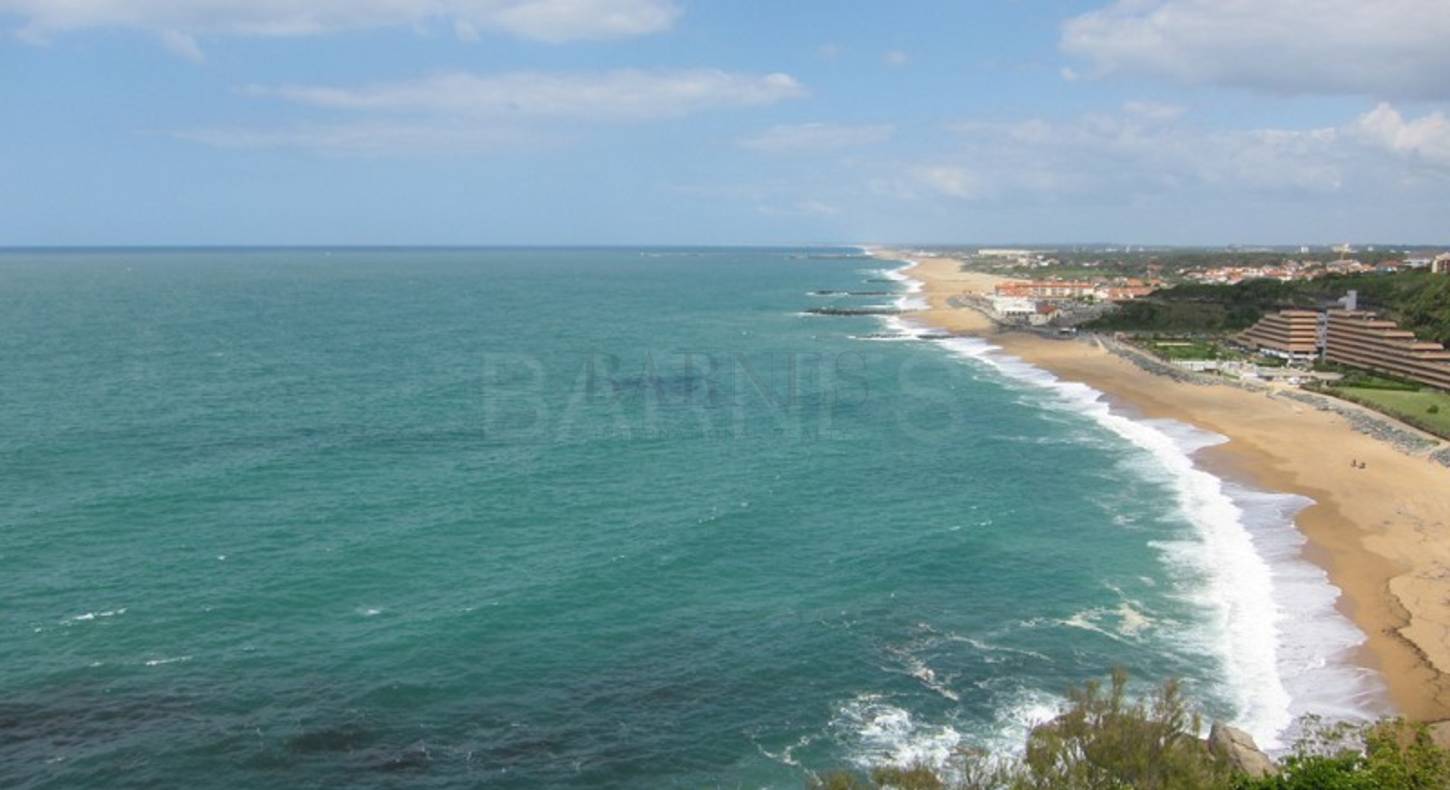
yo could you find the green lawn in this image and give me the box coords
[1329,386,1450,438]
[1142,339,1220,360]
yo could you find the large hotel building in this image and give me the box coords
[1323,310,1450,391]
[1236,309,1322,360]
[1236,306,1450,391]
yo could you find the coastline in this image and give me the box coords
[870,249,1450,725]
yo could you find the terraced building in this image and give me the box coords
[1237,309,1323,361]
[1325,310,1450,391]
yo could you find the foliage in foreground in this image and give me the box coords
[810,670,1450,790]
[1258,717,1450,790]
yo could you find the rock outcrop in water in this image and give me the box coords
[854,332,953,341]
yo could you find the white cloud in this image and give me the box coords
[910,165,981,199]
[739,122,893,153]
[1062,0,1450,98]
[882,50,910,67]
[158,29,204,62]
[663,102,1450,238]
[757,199,841,217]
[246,69,806,121]
[795,199,839,216]
[1,0,680,44]
[906,104,1444,202]
[1122,100,1184,123]
[669,105,1450,242]
[172,123,544,155]
[926,103,1450,204]
[178,69,807,154]
[1352,103,1450,167]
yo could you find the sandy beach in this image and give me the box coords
[878,250,1450,721]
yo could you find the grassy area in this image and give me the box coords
[1313,362,1421,390]
[1328,386,1450,438]
[1139,338,1222,360]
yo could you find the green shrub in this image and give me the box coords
[1235,718,1450,790]
[810,674,1450,790]
[1017,670,1228,790]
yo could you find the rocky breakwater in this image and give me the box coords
[1279,389,1440,456]
[804,306,902,316]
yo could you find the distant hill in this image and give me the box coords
[1087,271,1450,345]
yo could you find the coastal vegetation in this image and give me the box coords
[1086,272,1450,345]
[1137,338,1225,361]
[811,671,1450,790]
[1321,387,1450,440]
[1312,364,1424,392]
[1300,364,1450,439]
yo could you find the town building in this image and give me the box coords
[995,280,1098,299]
[988,295,1036,318]
[1098,284,1156,301]
[1324,311,1450,391]
[1237,310,1323,361]
[1029,302,1061,326]
[1433,254,1450,274]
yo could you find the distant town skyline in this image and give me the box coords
[2,1,1448,246]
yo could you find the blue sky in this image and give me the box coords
[2,0,1448,246]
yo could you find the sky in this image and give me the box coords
[1,0,1448,246]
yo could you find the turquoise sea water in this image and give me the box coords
[0,248,1384,788]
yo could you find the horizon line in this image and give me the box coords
[2,242,1448,252]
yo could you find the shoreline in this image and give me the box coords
[868,249,1450,726]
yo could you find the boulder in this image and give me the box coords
[1428,720,1450,751]
[1208,722,1277,779]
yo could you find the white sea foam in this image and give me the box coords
[754,733,819,768]
[144,655,192,667]
[882,260,1389,751]
[832,694,963,770]
[1209,482,1390,731]
[1059,605,1148,642]
[984,687,1065,755]
[69,608,126,623]
[848,334,918,342]
[944,633,1052,664]
[885,645,962,702]
[879,263,930,312]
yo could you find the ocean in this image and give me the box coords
[0,247,1386,788]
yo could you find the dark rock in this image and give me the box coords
[805,307,902,316]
